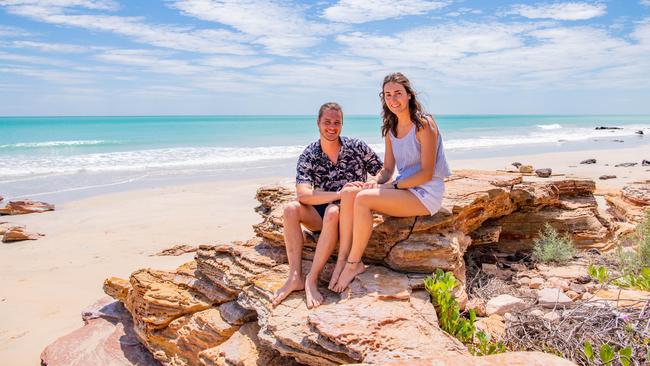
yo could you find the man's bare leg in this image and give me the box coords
[271,201,322,306]
[305,204,339,308]
[328,186,359,290]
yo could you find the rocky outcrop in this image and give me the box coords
[40,297,159,366]
[49,170,618,365]
[605,181,650,224]
[0,199,55,215]
[99,238,574,365]
[256,171,615,275]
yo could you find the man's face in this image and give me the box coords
[317,109,343,142]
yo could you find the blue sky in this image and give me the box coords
[1,0,650,116]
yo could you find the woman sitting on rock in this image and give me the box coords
[330,72,452,292]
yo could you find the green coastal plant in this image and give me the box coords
[424,269,505,356]
[583,341,632,366]
[588,265,610,284]
[615,268,650,291]
[532,223,576,264]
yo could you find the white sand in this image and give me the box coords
[0,177,282,366]
[0,145,648,365]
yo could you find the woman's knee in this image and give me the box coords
[354,190,374,209]
[339,186,361,202]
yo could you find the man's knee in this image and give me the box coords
[283,201,302,222]
[322,204,339,225]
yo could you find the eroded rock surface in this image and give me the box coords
[0,199,55,215]
[1,225,44,242]
[41,297,159,366]
[606,181,650,223]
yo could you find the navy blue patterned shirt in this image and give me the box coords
[296,137,383,192]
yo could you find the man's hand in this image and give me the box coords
[344,181,364,188]
[362,182,378,189]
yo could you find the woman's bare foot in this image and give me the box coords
[328,259,346,290]
[271,275,304,306]
[304,275,324,309]
[332,261,365,293]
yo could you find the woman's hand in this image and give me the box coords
[362,182,378,190]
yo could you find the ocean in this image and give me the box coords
[1,115,649,203]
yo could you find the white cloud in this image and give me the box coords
[199,55,271,69]
[509,2,606,20]
[0,1,254,55]
[641,0,650,6]
[170,0,344,55]
[333,20,650,90]
[0,65,92,84]
[95,49,209,75]
[8,40,90,53]
[0,0,118,10]
[322,0,449,23]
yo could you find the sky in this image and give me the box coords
[1,0,650,116]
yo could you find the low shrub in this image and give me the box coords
[532,223,576,264]
[424,269,505,356]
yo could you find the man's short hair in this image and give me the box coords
[318,102,343,121]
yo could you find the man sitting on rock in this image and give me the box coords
[271,102,382,308]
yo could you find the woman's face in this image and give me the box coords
[383,82,410,115]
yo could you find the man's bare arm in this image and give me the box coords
[295,183,340,205]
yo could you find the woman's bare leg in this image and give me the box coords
[332,188,429,292]
[305,204,339,308]
[328,186,360,290]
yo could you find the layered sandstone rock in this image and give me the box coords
[606,181,650,224]
[0,199,55,215]
[51,170,622,365]
[1,225,43,242]
[40,297,159,366]
[255,171,616,276]
[98,238,575,365]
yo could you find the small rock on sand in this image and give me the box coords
[519,165,533,173]
[535,168,552,178]
[580,159,596,164]
[599,175,616,180]
[615,162,637,167]
[642,159,650,166]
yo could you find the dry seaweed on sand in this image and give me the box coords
[504,298,650,365]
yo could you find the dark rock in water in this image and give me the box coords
[599,175,617,180]
[535,168,552,178]
[511,162,522,168]
[595,126,622,130]
[580,159,596,164]
[557,139,567,143]
[612,139,624,143]
[643,159,650,166]
[615,162,637,167]
[636,130,644,135]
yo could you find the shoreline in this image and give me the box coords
[0,146,648,365]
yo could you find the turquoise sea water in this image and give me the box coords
[1,115,649,202]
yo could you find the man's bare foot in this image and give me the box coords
[271,275,304,306]
[332,261,365,293]
[327,259,346,290]
[304,275,324,309]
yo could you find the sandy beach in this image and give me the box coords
[0,145,648,365]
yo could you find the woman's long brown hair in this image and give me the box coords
[380,72,427,137]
